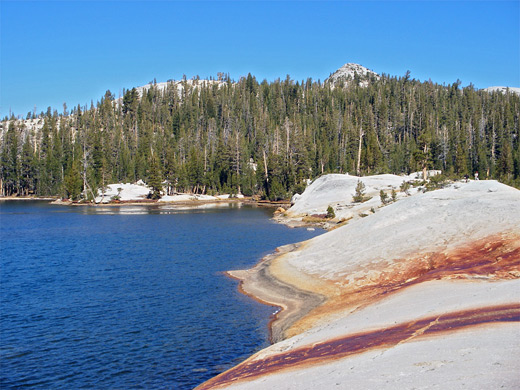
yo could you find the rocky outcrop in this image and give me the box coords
[199,180,520,389]
[278,172,440,226]
[482,86,520,95]
[326,63,380,87]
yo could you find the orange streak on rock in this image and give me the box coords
[197,304,520,389]
[198,234,520,389]
[287,234,520,336]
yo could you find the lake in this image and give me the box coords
[0,201,322,389]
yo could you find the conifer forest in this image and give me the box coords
[1,72,519,200]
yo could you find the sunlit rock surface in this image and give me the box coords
[284,171,440,223]
[326,63,380,88]
[482,86,520,95]
[199,180,520,389]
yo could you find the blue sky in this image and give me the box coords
[1,1,519,118]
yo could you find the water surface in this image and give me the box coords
[0,201,322,389]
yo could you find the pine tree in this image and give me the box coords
[0,122,19,196]
[146,154,163,199]
[2,70,519,198]
[64,160,83,200]
[20,135,37,195]
[353,180,366,203]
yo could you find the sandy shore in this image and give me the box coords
[43,197,291,209]
[227,242,327,343]
[0,196,57,201]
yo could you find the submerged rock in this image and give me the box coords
[274,207,286,214]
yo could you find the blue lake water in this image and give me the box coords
[0,201,322,389]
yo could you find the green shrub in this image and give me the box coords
[326,205,336,219]
[400,181,411,195]
[379,190,389,205]
[425,174,448,192]
[352,180,366,203]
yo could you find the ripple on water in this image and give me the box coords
[0,201,323,389]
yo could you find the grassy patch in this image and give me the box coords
[302,215,328,223]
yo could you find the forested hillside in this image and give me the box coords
[1,71,519,200]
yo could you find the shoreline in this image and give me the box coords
[272,213,338,230]
[0,196,58,201]
[226,242,326,343]
[1,195,292,209]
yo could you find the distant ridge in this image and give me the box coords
[132,78,225,98]
[482,86,520,95]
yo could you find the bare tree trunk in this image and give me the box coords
[204,145,207,173]
[442,125,448,170]
[285,119,290,162]
[263,149,269,183]
[82,144,88,197]
[423,144,428,181]
[491,119,496,163]
[275,127,279,155]
[235,131,241,194]
[357,127,364,176]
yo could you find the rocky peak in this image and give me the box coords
[326,63,379,87]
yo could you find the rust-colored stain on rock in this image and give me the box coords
[198,304,520,389]
[198,233,520,389]
[288,234,520,336]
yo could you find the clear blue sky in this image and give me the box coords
[1,1,519,118]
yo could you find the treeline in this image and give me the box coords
[1,73,519,199]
